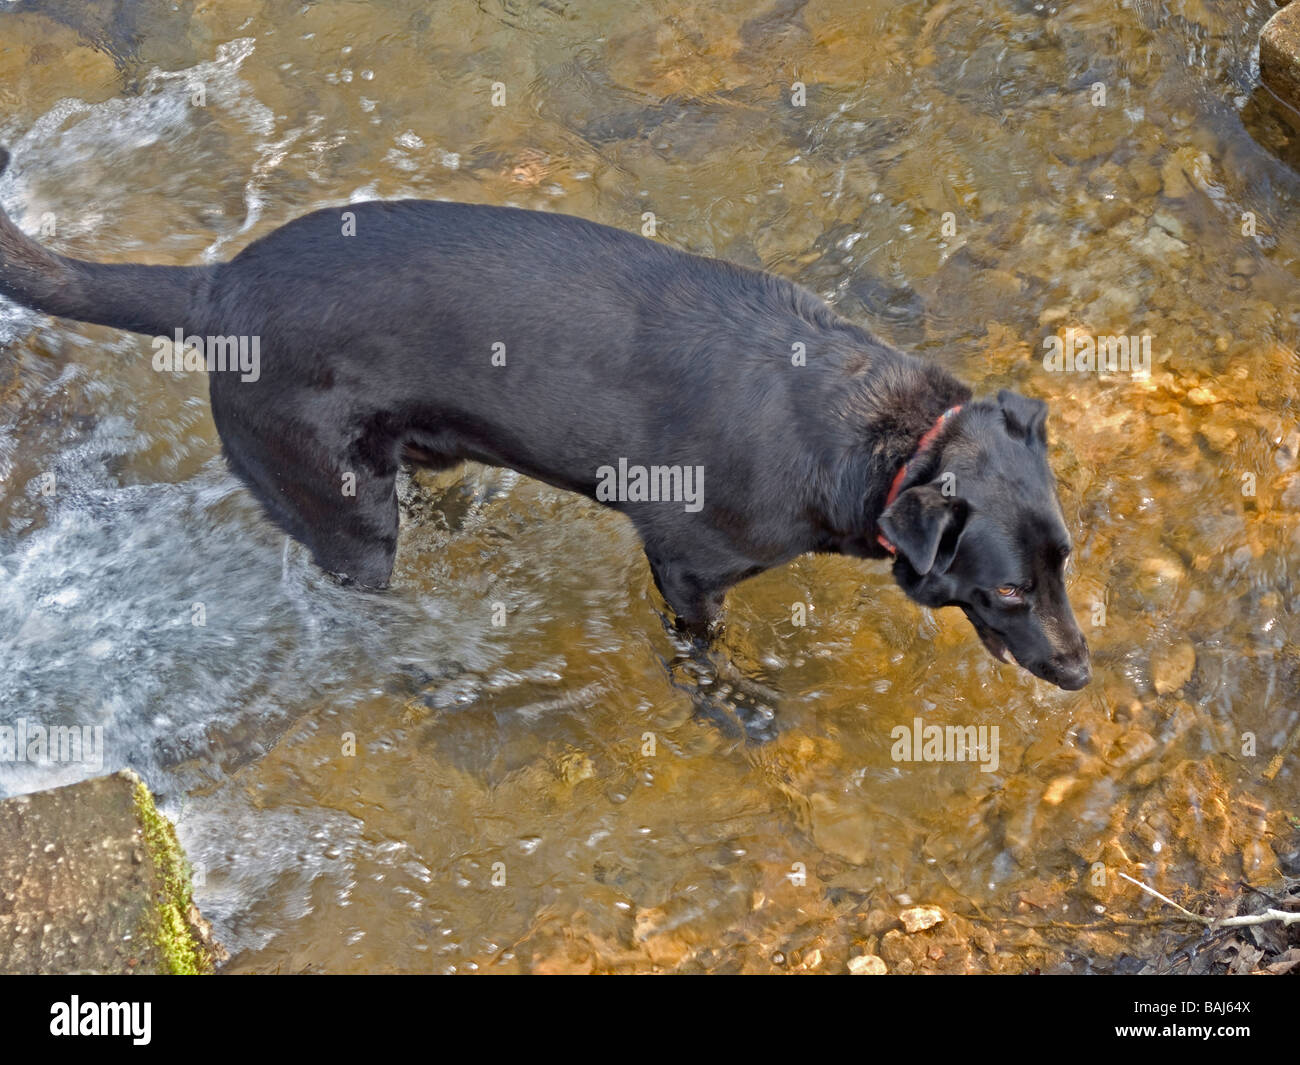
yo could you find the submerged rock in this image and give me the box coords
[0,770,224,974]
[1261,4,1300,113]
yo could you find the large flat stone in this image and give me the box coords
[0,770,225,974]
[1261,2,1300,112]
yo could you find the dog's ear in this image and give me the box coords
[879,484,969,575]
[997,389,1048,448]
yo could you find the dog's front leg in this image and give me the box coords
[645,554,726,642]
[644,552,779,742]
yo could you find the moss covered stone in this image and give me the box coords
[0,769,225,974]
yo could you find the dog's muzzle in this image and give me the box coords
[964,610,1091,690]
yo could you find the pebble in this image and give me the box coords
[899,905,945,933]
[1199,422,1237,451]
[1042,776,1076,805]
[1151,641,1197,695]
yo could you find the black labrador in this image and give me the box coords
[0,147,1090,690]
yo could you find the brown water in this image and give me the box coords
[0,0,1297,973]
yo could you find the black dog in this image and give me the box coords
[0,147,1090,690]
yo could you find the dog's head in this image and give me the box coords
[879,390,1091,690]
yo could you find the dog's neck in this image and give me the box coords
[876,403,964,555]
[819,351,972,556]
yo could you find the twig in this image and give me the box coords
[1119,872,1300,928]
[1118,872,1206,921]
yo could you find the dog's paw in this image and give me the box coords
[666,650,781,744]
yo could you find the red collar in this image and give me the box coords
[877,405,962,555]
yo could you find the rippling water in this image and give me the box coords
[0,0,1297,972]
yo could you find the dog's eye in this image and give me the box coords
[996,585,1024,602]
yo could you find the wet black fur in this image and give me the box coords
[0,146,1089,688]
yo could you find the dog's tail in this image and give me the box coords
[0,147,208,337]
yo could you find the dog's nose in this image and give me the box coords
[1054,658,1092,690]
